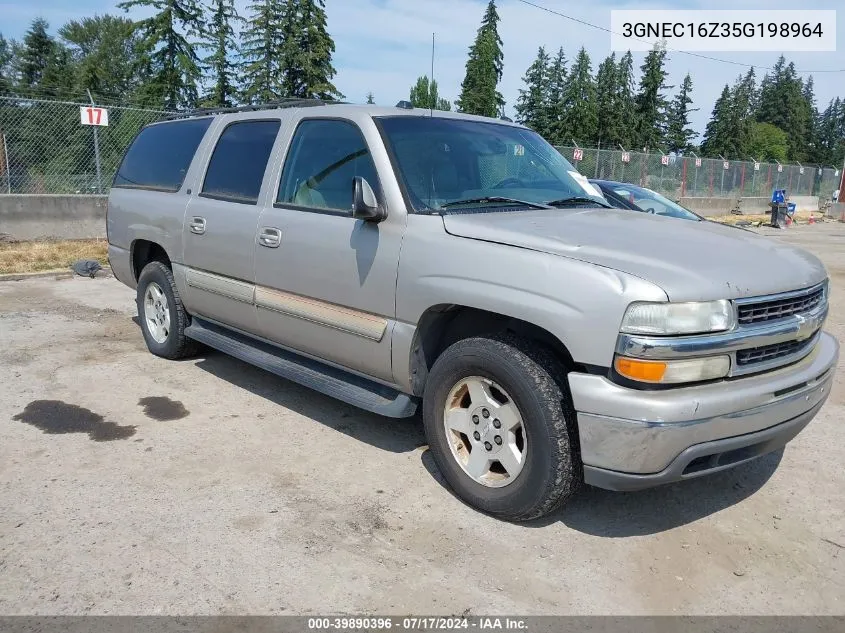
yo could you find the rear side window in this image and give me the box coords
[113,118,212,192]
[277,119,379,213]
[201,119,281,204]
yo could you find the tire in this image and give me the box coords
[136,261,199,360]
[422,334,581,521]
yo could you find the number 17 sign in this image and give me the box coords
[80,106,109,127]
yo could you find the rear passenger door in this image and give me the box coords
[183,118,282,334]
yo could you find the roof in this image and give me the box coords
[159,100,525,128]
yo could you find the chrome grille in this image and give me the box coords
[736,337,815,366]
[737,286,824,325]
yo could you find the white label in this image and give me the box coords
[695,158,702,167]
[778,164,784,173]
[80,106,109,126]
[754,162,760,171]
[621,152,631,163]
[610,10,836,52]
[799,167,805,175]
[573,148,584,161]
[660,155,670,166]
[723,161,730,170]
[513,144,525,156]
[569,171,602,198]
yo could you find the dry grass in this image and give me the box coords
[0,239,109,274]
[710,210,821,225]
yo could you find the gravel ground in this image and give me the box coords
[0,223,843,615]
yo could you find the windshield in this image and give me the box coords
[376,116,608,213]
[607,183,700,221]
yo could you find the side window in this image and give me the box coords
[201,119,281,204]
[277,119,379,213]
[113,117,212,191]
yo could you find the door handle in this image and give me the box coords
[258,227,282,248]
[189,216,206,235]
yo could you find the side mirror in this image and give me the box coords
[352,177,385,222]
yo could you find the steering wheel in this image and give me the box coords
[645,207,656,214]
[492,177,525,189]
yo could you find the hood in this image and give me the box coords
[442,208,827,301]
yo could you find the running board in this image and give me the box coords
[185,318,417,418]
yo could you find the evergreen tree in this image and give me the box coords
[615,50,637,148]
[18,18,56,90]
[554,47,596,146]
[280,0,342,100]
[747,122,788,162]
[756,56,809,160]
[456,0,504,117]
[816,98,843,166]
[545,48,567,144]
[239,0,287,103]
[728,67,757,157]
[203,0,242,107]
[0,34,15,93]
[665,73,696,154]
[366,92,375,104]
[633,43,670,150]
[515,47,551,138]
[118,0,205,109]
[409,75,451,111]
[700,85,733,158]
[60,15,143,100]
[800,75,819,162]
[594,53,620,147]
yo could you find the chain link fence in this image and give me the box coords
[0,96,170,195]
[0,95,840,204]
[555,145,841,204]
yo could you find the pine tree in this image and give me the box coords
[18,18,56,89]
[594,53,620,147]
[700,85,733,158]
[515,47,551,138]
[409,76,451,111]
[239,0,286,103]
[801,75,819,162]
[757,56,808,160]
[615,50,637,148]
[665,73,697,154]
[545,48,566,144]
[118,0,205,109]
[280,0,342,100]
[728,67,757,157]
[554,47,596,146]
[633,43,670,150]
[366,92,375,104]
[203,0,242,107]
[0,34,13,93]
[456,0,504,117]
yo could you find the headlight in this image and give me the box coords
[615,355,731,384]
[620,300,735,335]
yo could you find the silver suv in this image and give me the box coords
[108,101,838,521]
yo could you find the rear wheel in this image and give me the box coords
[136,261,198,359]
[422,335,582,521]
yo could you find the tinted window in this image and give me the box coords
[114,118,212,191]
[202,120,281,204]
[278,120,379,213]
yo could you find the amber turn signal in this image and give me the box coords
[614,357,668,383]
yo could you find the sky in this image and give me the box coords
[1,0,843,145]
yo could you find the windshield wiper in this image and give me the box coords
[438,196,552,210]
[545,196,612,209]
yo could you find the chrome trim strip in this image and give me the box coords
[731,331,820,376]
[186,268,255,304]
[255,287,388,342]
[733,280,828,306]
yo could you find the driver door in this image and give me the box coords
[252,117,404,383]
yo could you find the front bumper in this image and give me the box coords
[569,331,838,491]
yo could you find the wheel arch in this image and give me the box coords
[131,239,171,281]
[408,304,582,396]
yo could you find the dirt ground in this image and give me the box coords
[1,223,843,616]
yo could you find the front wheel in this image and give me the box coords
[422,335,582,521]
[136,261,198,360]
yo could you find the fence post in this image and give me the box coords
[681,158,687,197]
[1,131,9,194]
[87,89,103,195]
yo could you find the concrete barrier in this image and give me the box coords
[679,195,820,217]
[0,195,107,240]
